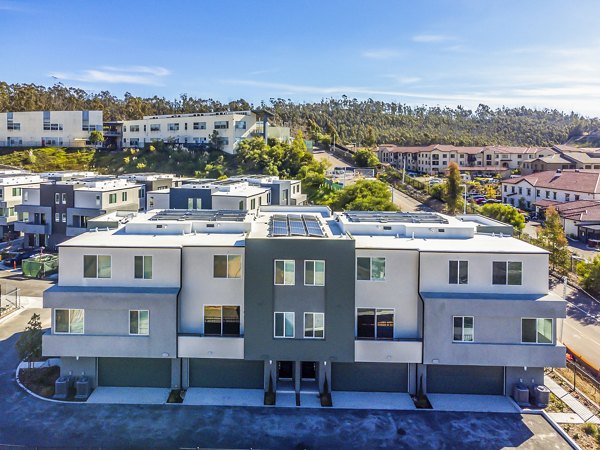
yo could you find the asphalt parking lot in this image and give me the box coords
[0,266,54,298]
[0,309,572,449]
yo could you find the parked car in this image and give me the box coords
[429,178,443,185]
[2,249,40,267]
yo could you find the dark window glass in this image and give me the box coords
[214,255,227,278]
[459,261,468,284]
[357,257,371,280]
[522,318,536,343]
[55,309,69,333]
[83,255,97,278]
[508,261,522,285]
[204,306,222,336]
[222,306,240,336]
[449,260,458,284]
[453,316,463,341]
[492,261,506,285]
[376,309,394,339]
[134,256,144,279]
[129,310,138,334]
[357,308,375,338]
[275,312,284,337]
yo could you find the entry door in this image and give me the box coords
[301,362,317,380]
[278,361,293,380]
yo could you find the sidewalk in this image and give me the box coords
[545,375,600,424]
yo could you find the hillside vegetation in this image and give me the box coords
[1,81,598,147]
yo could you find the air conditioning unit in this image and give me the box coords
[53,375,74,400]
[75,376,92,400]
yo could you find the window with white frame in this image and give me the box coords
[304,260,325,286]
[214,255,242,278]
[61,213,66,223]
[304,312,324,338]
[274,312,294,338]
[134,255,152,279]
[274,260,295,285]
[453,316,474,342]
[449,260,468,284]
[61,193,66,204]
[492,261,522,285]
[109,193,117,204]
[83,255,111,278]
[55,212,60,222]
[54,309,84,334]
[203,305,241,336]
[356,257,385,281]
[522,318,553,344]
[129,310,149,335]
[55,193,60,204]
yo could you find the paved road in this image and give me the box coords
[0,309,569,448]
[0,267,55,298]
[313,149,350,169]
[551,277,600,369]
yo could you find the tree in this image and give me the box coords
[16,313,43,366]
[89,130,104,146]
[445,162,462,215]
[537,206,570,274]
[353,149,379,167]
[577,256,600,295]
[480,203,525,232]
[327,179,398,211]
[209,130,222,151]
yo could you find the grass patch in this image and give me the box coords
[18,366,60,398]
[555,367,600,407]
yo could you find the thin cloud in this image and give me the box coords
[412,34,455,43]
[362,49,404,60]
[49,66,171,86]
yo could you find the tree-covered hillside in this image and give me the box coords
[1,81,598,147]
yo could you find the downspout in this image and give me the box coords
[176,246,183,390]
[417,251,425,395]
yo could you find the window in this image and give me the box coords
[55,193,60,204]
[453,316,474,342]
[55,212,60,222]
[129,310,149,335]
[449,260,468,284]
[575,195,580,201]
[356,308,394,339]
[193,122,206,130]
[238,200,244,210]
[522,318,553,344]
[130,125,140,132]
[54,309,84,334]
[12,187,21,197]
[122,192,128,202]
[565,193,570,202]
[250,198,256,210]
[213,255,242,278]
[356,257,385,281]
[134,255,152,279]
[150,124,160,132]
[235,121,247,130]
[109,193,117,204]
[204,305,241,336]
[275,260,295,285]
[61,213,66,223]
[304,312,324,338]
[83,255,111,278]
[214,121,229,129]
[492,261,522,285]
[304,260,325,286]
[274,312,294,338]
[168,123,179,131]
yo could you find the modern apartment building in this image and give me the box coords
[378,144,554,175]
[118,173,191,211]
[42,207,565,401]
[15,177,140,250]
[0,172,45,238]
[501,169,600,211]
[0,111,103,147]
[233,175,306,206]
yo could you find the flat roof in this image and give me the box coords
[343,211,448,224]
[149,209,248,222]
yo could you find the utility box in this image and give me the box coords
[53,375,73,400]
[75,376,92,400]
[534,385,550,408]
[512,383,529,405]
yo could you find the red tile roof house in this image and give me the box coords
[533,199,600,243]
[501,169,600,212]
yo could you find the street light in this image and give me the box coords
[460,184,467,215]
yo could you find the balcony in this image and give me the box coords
[14,221,50,234]
[178,334,244,359]
[355,338,422,363]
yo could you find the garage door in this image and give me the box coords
[189,359,264,389]
[332,362,408,392]
[427,365,504,395]
[98,357,171,387]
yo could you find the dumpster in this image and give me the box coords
[22,254,58,278]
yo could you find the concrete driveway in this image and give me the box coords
[0,311,571,449]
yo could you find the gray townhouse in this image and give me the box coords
[15,177,140,250]
[42,207,565,401]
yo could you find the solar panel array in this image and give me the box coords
[269,214,325,237]
[150,209,247,222]
[344,211,448,224]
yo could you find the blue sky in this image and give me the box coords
[1,0,600,115]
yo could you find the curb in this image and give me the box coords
[15,360,83,405]
[539,409,582,450]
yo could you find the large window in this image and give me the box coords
[129,310,149,335]
[274,260,295,285]
[304,260,325,286]
[204,305,241,336]
[304,312,325,339]
[453,316,474,342]
[168,123,179,131]
[83,255,111,278]
[54,309,84,334]
[449,260,468,284]
[122,192,128,202]
[522,318,553,344]
[130,125,140,132]
[193,122,206,130]
[214,255,242,278]
[134,255,152,279]
[150,124,160,132]
[356,308,394,339]
[492,261,522,285]
[109,193,117,204]
[274,312,294,338]
[356,257,385,281]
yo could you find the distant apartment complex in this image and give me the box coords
[0,111,103,147]
[0,172,45,238]
[521,145,600,174]
[15,177,140,250]
[377,144,556,175]
[42,208,565,401]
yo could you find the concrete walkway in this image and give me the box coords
[427,394,519,413]
[545,375,597,423]
[184,388,264,407]
[332,391,416,410]
[87,387,170,404]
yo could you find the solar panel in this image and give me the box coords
[271,215,289,236]
[303,215,325,237]
[343,211,448,224]
[150,209,247,222]
[268,214,326,238]
[288,215,306,236]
